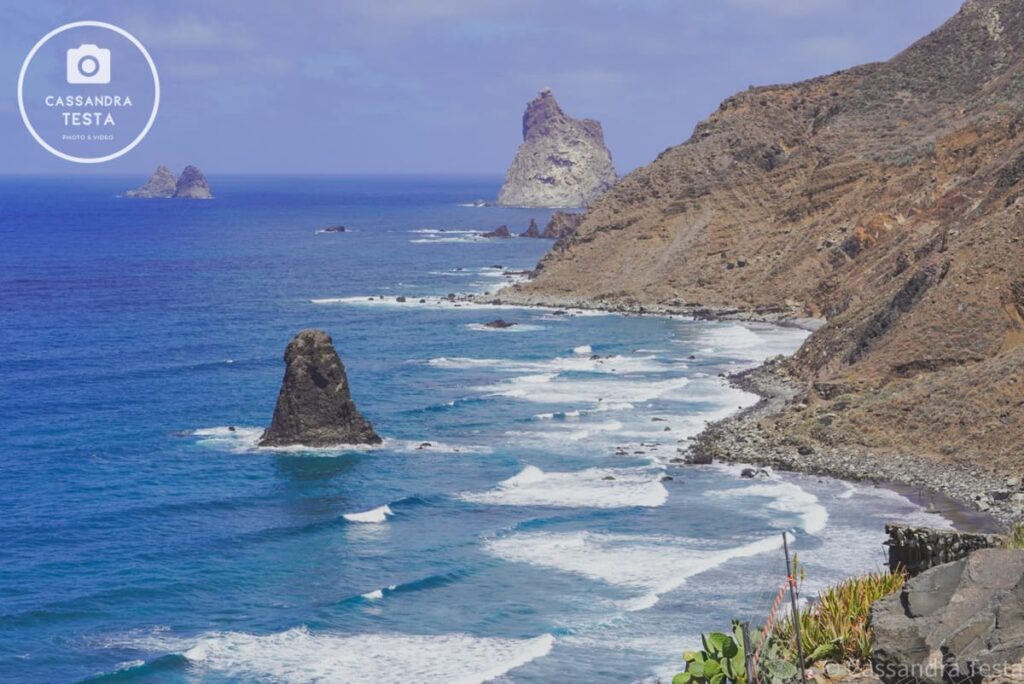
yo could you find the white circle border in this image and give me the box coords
[17,21,160,164]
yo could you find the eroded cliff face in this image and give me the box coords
[497,89,617,208]
[504,0,1024,468]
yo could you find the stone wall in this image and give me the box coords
[885,523,1003,576]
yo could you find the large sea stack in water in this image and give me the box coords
[497,89,617,208]
[259,329,381,447]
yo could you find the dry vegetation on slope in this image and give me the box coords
[503,0,1024,471]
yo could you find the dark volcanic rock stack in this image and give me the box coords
[871,548,1024,684]
[173,165,213,199]
[124,165,177,198]
[259,329,381,447]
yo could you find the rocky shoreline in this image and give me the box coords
[689,361,1010,531]
[474,289,1013,531]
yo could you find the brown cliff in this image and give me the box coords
[501,0,1024,471]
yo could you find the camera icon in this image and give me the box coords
[66,44,111,84]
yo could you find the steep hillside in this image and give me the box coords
[501,0,1024,469]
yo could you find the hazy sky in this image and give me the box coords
[3,0,963,175]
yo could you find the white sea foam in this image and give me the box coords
[113,626,554,684]
[360,583,397,601]
[410,228,478,235]
[311,295,613,317]
[486,531,782,610]
[410,234,487,244]
[573,344,592,355]
[688,323,810,365]
[191,427,490,456]
[710,480,829,534]
[481,373,690,405]
[459,465,668,509]
[465,323,545,333]
[429,354,665,375]
[343,504,393,524]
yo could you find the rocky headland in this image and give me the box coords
[124,165,214,199]
[497,89,617,208]
[493,0,1024,522]
[259,329,381,447]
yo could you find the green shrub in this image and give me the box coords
[770,566,906,666]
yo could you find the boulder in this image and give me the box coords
[173,165,213,199]
[319,225,347,233]
[482,225,511,238]
[124,165,177,198]
[870,548,1024,684]
[497,89,617,208]
[483,319,516,329]
[259,329,381,447]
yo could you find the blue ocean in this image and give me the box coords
[0,176,948,683]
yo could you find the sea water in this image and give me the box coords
[0,176,949,683]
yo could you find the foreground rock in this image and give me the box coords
[871,548,1024,684]
[173,165,213,199]
[124,165,177,198]
[497,89,616,208]
[259,329,381,447]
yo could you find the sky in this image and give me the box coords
[2,0,964,176]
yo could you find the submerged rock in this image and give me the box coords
[124,165,177,198]
[497,89,616,208]
[173,165,213,199]
[259,329,381,447]
[319,225,347,233]
[871,548,1024,684]
[483,319,516,329]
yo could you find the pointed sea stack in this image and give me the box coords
[124,165,177,198]
[173,165,213,199]
[497,89,616,208]
[259,329,381,447]
[520,218,541,238]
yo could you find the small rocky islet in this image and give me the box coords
[124,164,213,199]
[259,329,381,447]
